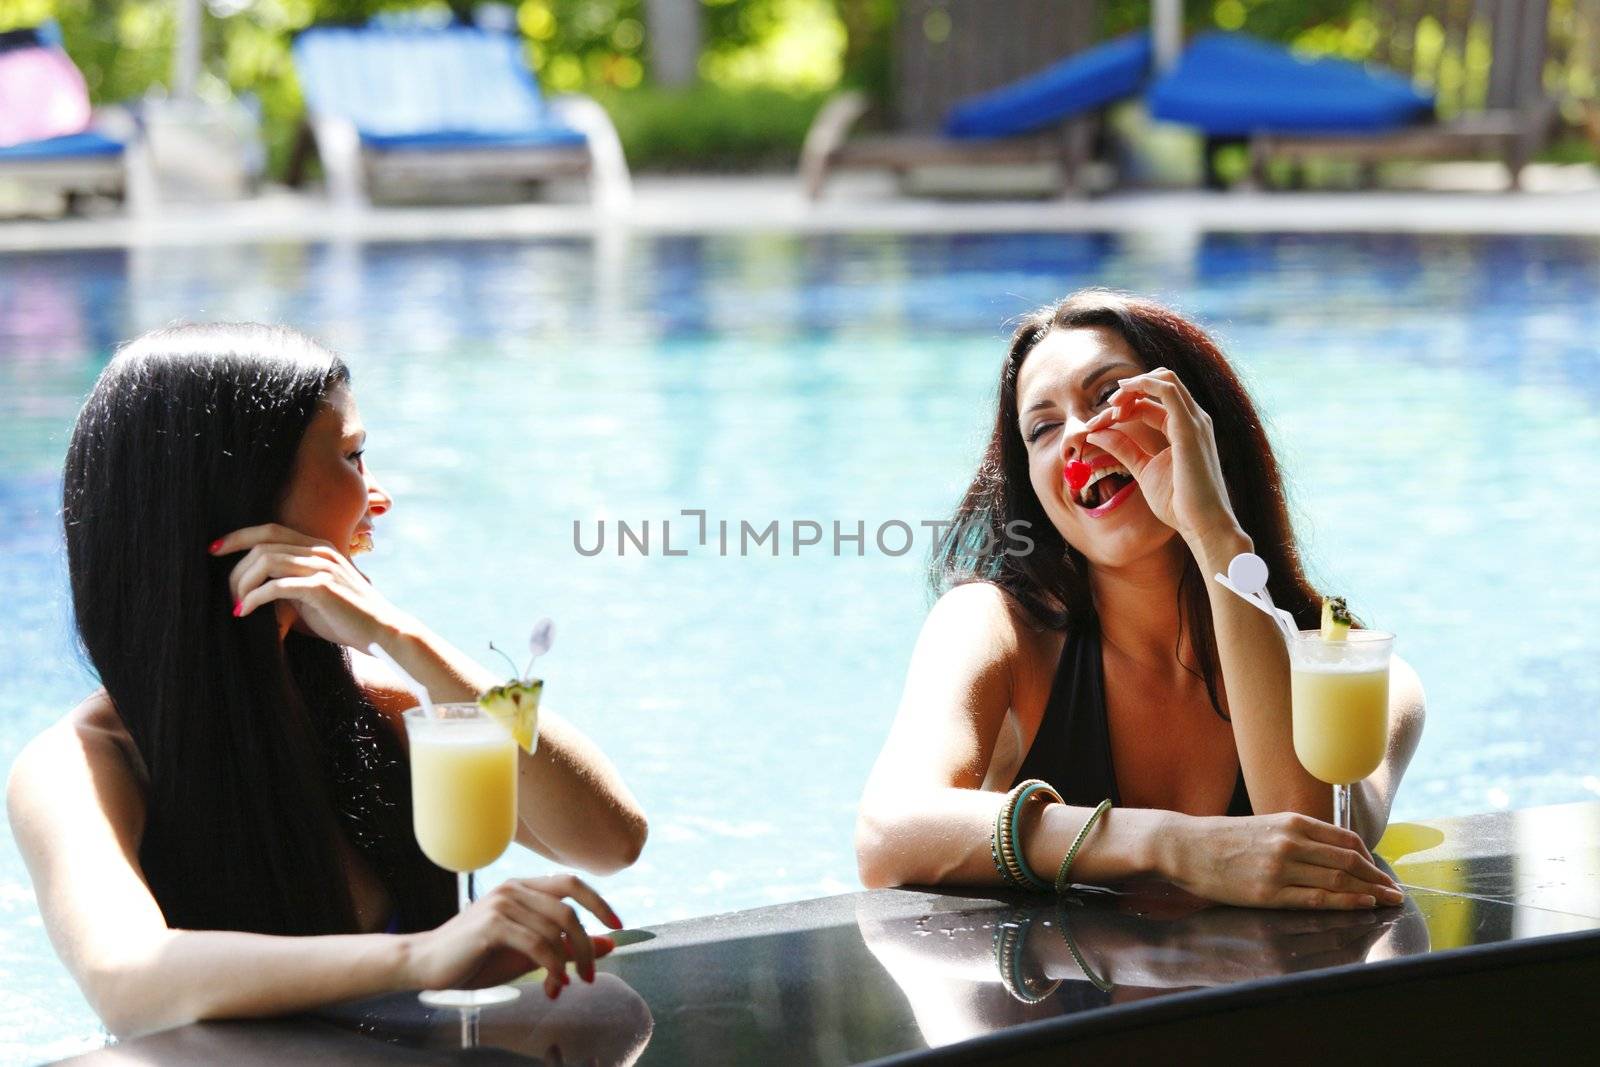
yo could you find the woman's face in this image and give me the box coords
[276,382,390,557]
[1015,326,1176,568]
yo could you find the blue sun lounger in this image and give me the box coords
[291,22,630,208]
[800,31,1152,199]
[943,33,1153,140]
[0,24,147,212]
[1153,4,1562,192]
[1148,32,1437,187]
[1150,33,1434,137]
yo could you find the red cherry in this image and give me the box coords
[1063,461,1091,492]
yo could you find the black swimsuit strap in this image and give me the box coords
[1011,618,1252,816]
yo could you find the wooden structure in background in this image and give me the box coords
[1250,0,1575,189]
[799,0,1105,199]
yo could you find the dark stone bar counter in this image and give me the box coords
[55,802,1600,1065]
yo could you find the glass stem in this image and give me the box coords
[459,871,475,914]
[1334,784,1352,832]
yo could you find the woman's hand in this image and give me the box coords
[213,523,409,649]
[1081,367,1239,546]
[402,875,624,1000]
[1162,811,1404,910]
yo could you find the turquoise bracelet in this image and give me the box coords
[1006,780,1062,892]
[992,911,1061,1004]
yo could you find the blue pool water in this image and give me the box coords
[3,231,1599,1060]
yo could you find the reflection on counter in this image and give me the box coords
[857,886,1428,1050]
[1380,806,1600,948]
[315,971,654,1065]
[52,804,1600,1067]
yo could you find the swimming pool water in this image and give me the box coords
[3,231,1598,1061]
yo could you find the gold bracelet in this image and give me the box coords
[1056,902,1113,993]
[1054,798,1112,894]
[992,786,1024,887]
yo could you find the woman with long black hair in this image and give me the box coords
[6,324,648,1037]
[857,291,1424,907]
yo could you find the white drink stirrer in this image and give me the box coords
[1213,552,1298,650]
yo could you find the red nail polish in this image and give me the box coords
[208,539,223,554]
[231,602,242,617]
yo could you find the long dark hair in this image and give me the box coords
[63,323,453,935]
[933,290,1324,719]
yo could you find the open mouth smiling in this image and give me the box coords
[1069,460,1138,516]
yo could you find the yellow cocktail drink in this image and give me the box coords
[1289,627,1394,832]
[409,718,517,872]
[1291,666,1389,785]
[403,703,523,1007]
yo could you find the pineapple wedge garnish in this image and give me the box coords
[1319,597,1352,642]
[479,680,542,753]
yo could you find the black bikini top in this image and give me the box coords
[1011,617,1253,816]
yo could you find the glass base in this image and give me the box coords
[419,985,521,1008]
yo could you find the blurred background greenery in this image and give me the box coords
[0,0,1594,177]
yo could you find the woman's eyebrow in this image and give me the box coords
[1023,360,1138,416]
[1080,361,1138,392]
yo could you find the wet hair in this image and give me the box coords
[62,323,453,935]
[932,289,1324,719]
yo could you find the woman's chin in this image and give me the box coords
[1059,508,1177,569]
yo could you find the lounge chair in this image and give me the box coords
[1152,0,1563,190]
[1149,32,1434,187]
[0,24,148,212]
[290,22,631,209]
[799,1,1146,199]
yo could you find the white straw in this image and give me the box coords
[366,642,436,718]
[1213,553,1298,651]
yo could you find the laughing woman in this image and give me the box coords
[6,324,648,1038]
[857,291,1423,908]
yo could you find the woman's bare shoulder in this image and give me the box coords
[7,691,147,834]
[927,581,1049,643]
[924,582,1063,692]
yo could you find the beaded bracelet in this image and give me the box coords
[992,911,1061,1004]
[991,797,1021,888]
[1054,798,1112,894]
[1053,903,1113,993]
[992,782,1030,887]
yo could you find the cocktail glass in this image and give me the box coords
[405,702,521,1007]
[1288,630,1394,832]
